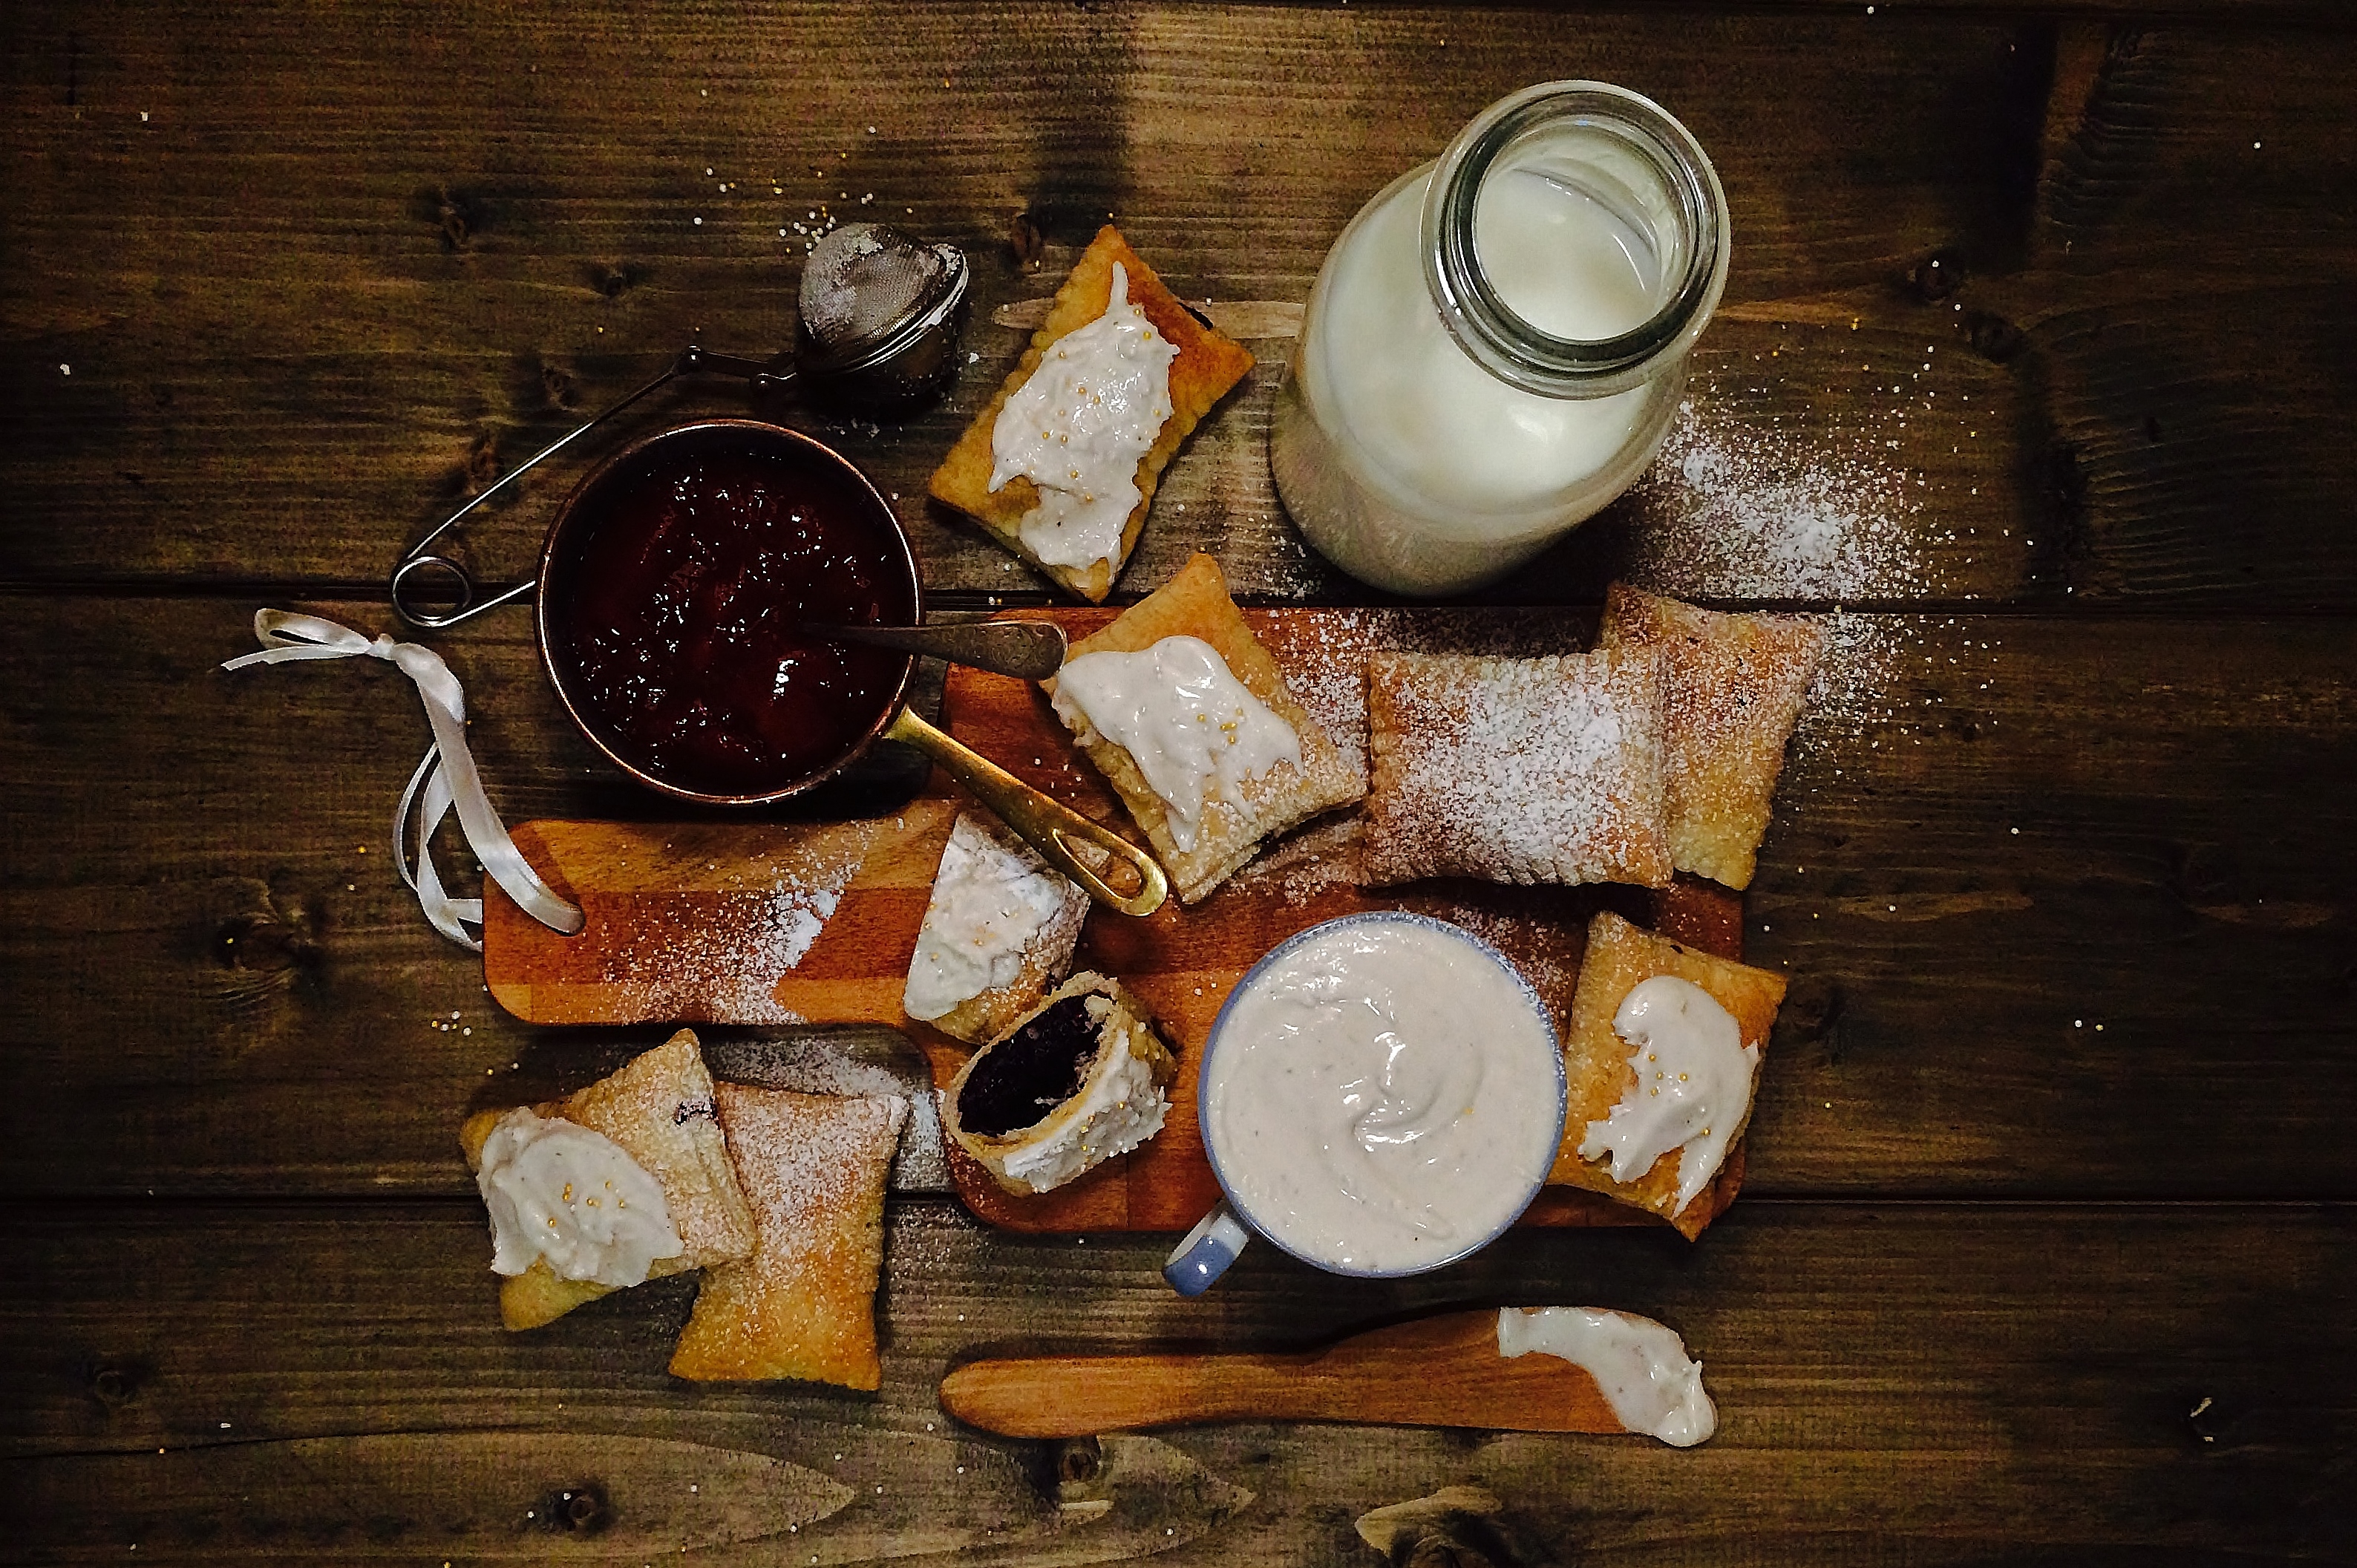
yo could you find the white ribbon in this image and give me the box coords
[221,610,585,950]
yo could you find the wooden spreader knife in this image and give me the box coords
[939,1310,1629,1437]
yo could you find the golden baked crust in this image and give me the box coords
[1361,648,1672,889]
[1598,583,1824,891]
[460,1028,756,1331]
[1549,911,1785,1238]
[909,811,1091,1046]
[667,1085,909,1389]
[942,971,1178,1195]
[927,226,1254,601]
[1046,552,1367,902]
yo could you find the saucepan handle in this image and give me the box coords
[880,708,1168,917]
[1163,1203,1252,1297]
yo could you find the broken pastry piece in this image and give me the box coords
[462,1028,756,1330]
[928,226,1254,601]
[1362,647,1673,889]
[943,972,1177,1195]
[1047,552,1366,903]
[1598,582,1825,891]
[903,811,1091,1045]
[669,1085,909,1390]
[1549,911,1785,1238]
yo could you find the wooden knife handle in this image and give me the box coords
[941,1353,1345,1437]
[938,1313,1624,1437]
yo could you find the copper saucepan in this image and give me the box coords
[533,417,1166,916]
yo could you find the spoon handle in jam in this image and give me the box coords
[808,619,1068,681]
[880,708,1168,916]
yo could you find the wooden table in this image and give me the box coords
[5,1,2353,1561]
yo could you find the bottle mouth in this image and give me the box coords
[1422,81,1729,399]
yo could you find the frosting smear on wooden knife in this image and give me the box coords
[1496,1305,1716,1446]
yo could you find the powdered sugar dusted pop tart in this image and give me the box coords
[941,973,1177,1195]
[1552,911,1785,1238]
[1597,581,1823,891]
[668,1085,908,1390]
[903,811,1091,1045]
[1362,647,1673,888]
[928,227,1253,601]
[1046,553,1367,903]
[460,1029,755,1330]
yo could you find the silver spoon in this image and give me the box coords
[805,620,1067,682]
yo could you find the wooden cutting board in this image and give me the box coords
[484,608,1749,1234]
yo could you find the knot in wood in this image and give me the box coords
[1963,309,2025,365]
[587,262,644,299]
[1009,212,1047,272]
[215,912,321,976]
[535,1480,612,1534]
[85,1357,138,1411]
[1054,1435,1102,1485]
[541,363,579,411]
[1909,252,1967,302]
[462,431,503,495]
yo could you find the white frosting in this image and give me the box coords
[475,1107,681,1287]
[903,815,1077,1021]
[995,996,1171,1192]
[1051,635,1301,853]
[1201,918,1560,1274]
[1497,1306,1716,1447]
[1578,976,1758,1215]
[990,261,1178,569]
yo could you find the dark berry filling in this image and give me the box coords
[957,994,1102,1137]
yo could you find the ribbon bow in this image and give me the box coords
[222,610,583,950]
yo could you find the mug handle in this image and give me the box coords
[1163,1203,1252,1297]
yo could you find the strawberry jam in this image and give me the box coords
[543,423,915,800]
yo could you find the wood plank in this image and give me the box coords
[10,11,2357,611]
[2,1200,2350,1561]
[0,1,2160,605]
[4,595,2356,1199]
[1984,27,2357,610]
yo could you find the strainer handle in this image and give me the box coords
[388,344,789,630]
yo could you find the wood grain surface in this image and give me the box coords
[5,1200,2351,1562]
[4,0,2356,1561]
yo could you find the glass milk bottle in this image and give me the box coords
[1271,82,1730,596]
